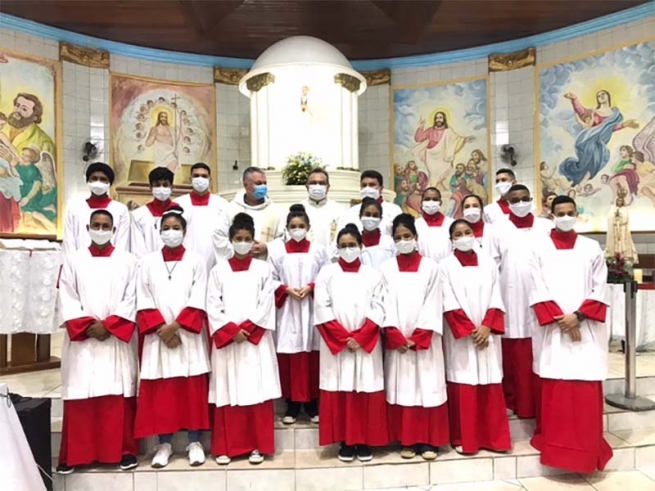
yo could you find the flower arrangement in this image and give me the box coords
[606,253,634,284]
[282,152,323,185]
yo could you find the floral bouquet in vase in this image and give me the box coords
[283,152,323,185]
[606,253,634,284]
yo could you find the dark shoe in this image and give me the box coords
[356,444,373,462]
[120,454,138,471]
[282,400,302,424]
[56,463,75,475]
[304,399,319,423]
[338,443,356,462]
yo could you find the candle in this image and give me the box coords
[634,269,643,283]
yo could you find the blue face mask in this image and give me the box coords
[253,184,268,200]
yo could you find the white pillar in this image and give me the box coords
[339,86,352,169]
[351,91,359,170]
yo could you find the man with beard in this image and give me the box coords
[145,111,178,172]
[0,93,55,157]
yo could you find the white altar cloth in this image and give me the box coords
[607,283,655,350]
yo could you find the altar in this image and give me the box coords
[607,283,655,351]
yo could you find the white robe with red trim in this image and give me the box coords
[58,248,138,400]
[207,258,281,407]
[381,256,447,407]
[338,201,402,237]
[130,204,164,259]
[529,236,609,380]
[313,263,385,393]
[136,249,210,380]
[62,198,130,254]
[440,253,505,385]
[416,216,454,264]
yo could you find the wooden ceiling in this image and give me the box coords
[1,0,648,60]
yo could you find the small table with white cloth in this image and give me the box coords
[606,283,655,351]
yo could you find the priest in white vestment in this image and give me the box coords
[381,214,448,461]
[57,209,138,474]
[489,184,553,419]
[134,206,210,469]
[301,168,347,248]
[415,187,454,265]
[314,224,388,463]
[529,195,613,473]
[130,167,174,258]
[207,213,281,465]
[441,219,511,455]
[483,168,516,224]
[62,162,130,255]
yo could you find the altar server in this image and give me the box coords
[381,214,448,461]
[461,194,493,252]
[483,168,516,224]
[174,162,230,270]
[529,195,612,473]
[207,212,281,465]
[441,219,511,455]
[63,162,130,254]
[135,205,210,468]
[130,167,174,258]
[314,224,388,462]
[57,209,138,474]
[358,197,397,270]
[301,168,347,247]
[490,184,553,419]
[416,187,453,265]
[268,204,329,424]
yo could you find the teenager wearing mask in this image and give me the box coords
[461,194,493,252]
[415,187,453,265]
[131,167,174,258]
[301,168,346,247]
[483,168,516,224]
[357,197,396,270]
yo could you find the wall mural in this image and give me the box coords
[0,50,61,237]
[392,77,491,219]
[110,73,216,206]
[537,40,655,232]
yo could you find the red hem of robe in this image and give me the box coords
[319,390,389,446]
[578,299,608,323]
[384,327,408,350]
[137,309,166,335]
[278,351,320,402]
[176,307,205,334]
[65,317,95,341]
[482,308,505,335]
[387,402,450,447]
[211,401,275,457]
[134,374,209,438]
[533,301,564,326]
[501,338,535,418]
[59,396,138,466]
[103,315,135,343]
[444,310,476,339]
[447,382,511,454]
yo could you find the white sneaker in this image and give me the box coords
[506,408,515,417]
[282,415,297,425]
[249,449,264,465]
[215,455,231,465]
[187,441,206,466]
[310,414,319,424]
[454,445,464,454]
[151,443,173,468]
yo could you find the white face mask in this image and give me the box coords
[395,239,416,255]
[289,228,307,242]
[233,241,252,256]
[463,207,482,223]
[339,246,361,263]
[554,215,577,232]
[361,217,381,232]
[509,201,532,218]
[453,236,476,252]
[495,182,512,196]
[161,229,184,248]
[89,228,112,245]
[152,186,172,202]
[421,201,441,215]
[308,184,327,201]
[192,177,210,193]
[88,181,110,196]
[360,186,380,200]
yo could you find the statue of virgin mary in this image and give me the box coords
[605,189,638,263]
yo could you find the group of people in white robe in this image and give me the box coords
[56,162,613,478]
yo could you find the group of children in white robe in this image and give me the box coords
[57,163,613,477]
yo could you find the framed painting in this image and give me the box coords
[0,49,62,238]
[536,40,655,232]
[391,76,491,219]
[109,73,216,205]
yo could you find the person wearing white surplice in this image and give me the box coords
[490,184,553,420]
[301,168,346,248]
[528,195,612,473]
[483,168,516,224]
[461,194,494,253]
[357,198,396,270]
[268,204,329,425]
[130,167,174,258]
[207,213,281,466]
[381,214,449,461]
[416,187,453,265]
[314,224,388,463]
[134,205,210,469]
[441,219,511,455]
[56,209,138,475]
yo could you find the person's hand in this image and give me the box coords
[568,327,582,342]
[157,322,180,344]
[0,145,11,161]
[250,241,268,256]
[397,344,409,354]
[164,334,181,349]
[624,119,639,129]
[554,314,579,332]
[286,287,302,301]
[406,340,416,350]
[297,285,312,300]
[87,320,109,341]
[465,136,476,143]
[564,92,576,100]
[472,325,491,349]
[347,338,361,352]
[419,117,425,126]
[234,329,250,343]
[19,198,29,207]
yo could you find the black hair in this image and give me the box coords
[307,167,329,185]
[89,209,114,226]
[496,168,516,180]
[230,212,255,240]
[86,162,115,184]
[462,194,484,209]
[551,195,576,214]
[160,204,187,231]
[507,184,529,194]
[449,219,472,238]
[422,186,442,200]
[359,197,382,217]
[360,169,383,187]
[336,223,362,246]
[392,213,417,236]
[243,166,265,182]
[149,167,175,185]
[287,203,310,227]
[190,162,211,175]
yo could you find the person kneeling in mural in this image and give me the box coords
[57,210,139,474]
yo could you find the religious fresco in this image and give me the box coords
[110,74,216,204]
[392,77,491,219]
[0,50,61,237]
[536,40,655,232]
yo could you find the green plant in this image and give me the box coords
[606,253,634,284]
[282,152,323,185]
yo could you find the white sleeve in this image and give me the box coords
[313,267,336,325]
[249,265,276,330]
[62,207,77,255]
[136,260,157,311]
[365,272,385,327]
[212,208,233,261]
[206,266,230,335]
[129,213,148,259]
[416,264,443,334]
[113,208,131,252]
[112,256,138,322]
[58,255,90,322]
